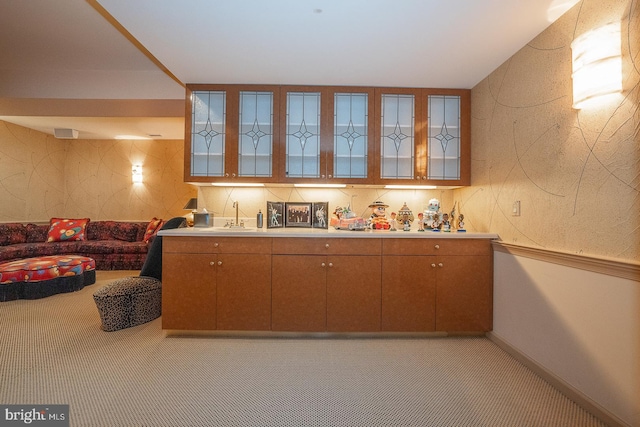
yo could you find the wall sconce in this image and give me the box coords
[132,165,143,183]
[183,198,198,227]
[571,22,622,109]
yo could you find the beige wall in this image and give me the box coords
[455,0,639,263]
[0,120,196,222]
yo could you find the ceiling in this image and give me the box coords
[0,0,580,140]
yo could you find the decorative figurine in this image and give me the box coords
[332,204,366,230]
[389,212,398,231]
[368,201,391,230]
[424,198,441,230]
[457,213,466,232]
[397,202,414,231]
[442,213,451,232]
[417,212,425,231]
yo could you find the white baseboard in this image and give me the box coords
[487,332,629,427]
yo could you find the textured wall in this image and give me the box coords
[455,0,640,262]
[0,120,196,222]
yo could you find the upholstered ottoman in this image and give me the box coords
[0,255,96,301]
[93,276,162,331]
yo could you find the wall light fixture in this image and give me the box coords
[571,22,622,109]
[132,165,143,183]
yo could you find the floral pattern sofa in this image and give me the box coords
[0,219,163,270]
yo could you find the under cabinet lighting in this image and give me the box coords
[385,185,437,190]
[210,183,264,187]
[294,184,347,188]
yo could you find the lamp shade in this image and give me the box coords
[183,198,198,210]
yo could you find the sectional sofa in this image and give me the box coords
[0,218,164,270]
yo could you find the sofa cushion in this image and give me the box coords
[143,218,164,243]
[25,224,48,243]
[47,218,89,242]
[87,221,116,241]
[111,222,141,242]
[0,223,27,246]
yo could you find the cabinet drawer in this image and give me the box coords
[382,238,491,256]
[272,238,381,255]
[164,236,271,254]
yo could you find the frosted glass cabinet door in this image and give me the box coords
[334,93,368,179]
[380,94,415,180]
[190,91,226,177]
[238,91,274,178]
[427,95,461,180]
[285,92,321,178]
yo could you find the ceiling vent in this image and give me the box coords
[54,128,79,139]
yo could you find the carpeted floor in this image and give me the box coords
[0,271,607,426]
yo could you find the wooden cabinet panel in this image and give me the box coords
[216,253,271,331]
[164,236,271,254]
[381,255,436,332]
[272,255,327,332]
[162,253,216,330]
[382,238,490,256]
[435,255,492,332]
[326,255,381,332]
[272,237,380,255]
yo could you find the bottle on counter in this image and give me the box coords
[257,210,263,228]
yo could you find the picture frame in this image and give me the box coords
[285,202,313,228]
[266,201,284,229]
[312,202,329,229]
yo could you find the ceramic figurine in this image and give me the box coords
[417,212,425,231]
[442,213,451,232]
[389,212,398,231]
[368,201,391,230]
[397,202,414,231]
[424,198,440,230]
[457,213,466,232]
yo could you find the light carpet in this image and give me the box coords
[0,271,606,426]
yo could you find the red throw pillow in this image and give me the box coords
[47,218,89,242]
[143,218,164,243]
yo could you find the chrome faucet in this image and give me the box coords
[231,201,244,228]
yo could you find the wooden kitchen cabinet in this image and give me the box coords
[272,238,382,332]
[382,238,492,332]
[184,84,469,186]
[162,236,272,331]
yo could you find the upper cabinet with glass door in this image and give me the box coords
[185,84,280,183]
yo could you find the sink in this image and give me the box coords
[210,227,257,232]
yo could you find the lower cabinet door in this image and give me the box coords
[435,255,493,332]
[381,255,436,332]
[216,253,272,331]
[272,255,327,332]
[326,255,381,332]
[162,253,216,330]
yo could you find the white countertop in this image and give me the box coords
[159,226,498,239]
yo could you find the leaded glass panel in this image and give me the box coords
[286,92,321,178]
[191,91,226,177]
[428,95,461,180]
[239,91,273,177]
[334,93,368,179]
[380,94,414,179]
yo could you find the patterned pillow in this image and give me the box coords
[47,218,89,242]
[143,218,164,243]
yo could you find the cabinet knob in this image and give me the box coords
[209,261,216,266]
[214,242,219,248]
[438,263,443,268]
[328,262,333,267]
[225,173,229,177]
[321,262,326,267]
[431,263,436,268]
[328,174,332,179]
[325,243,330,248]
[434,244,440,250]
[322,174,326,179]
[218,261,223,266]
[422,176,427,180]
[232,173,236,177]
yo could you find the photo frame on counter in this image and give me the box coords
[312,202,329,229]
[266,201,284,228]
[285,202,312,228]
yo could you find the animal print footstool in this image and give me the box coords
[93,276,162,331]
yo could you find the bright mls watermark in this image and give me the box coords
[0,405,68,426]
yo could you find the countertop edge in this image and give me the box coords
[158,228,499,239]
